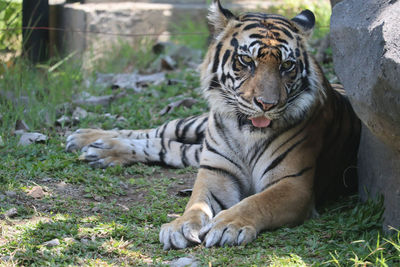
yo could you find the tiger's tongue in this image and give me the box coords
[250,116,271,128]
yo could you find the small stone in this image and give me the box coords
[170,257,199,267]
[56,115,71,126]
[5,191,16,197]
[93,195,104,201]
[91,206,100,212]
[40,177,53,182]
[43,238,60,248]
[116,116,127,122]
[160,55,177,70]
[15,119,30,131]
[0,255,11,261]
[18,132,48,146]
[56,181,67,190]
[73,94,115,107]
[14,130,25,135]
[117,204,129,211]
[72,107,88,119]
[27,186,45,199]
[63,237,77,245]
[5,207,18,218]
[80,238,90,245]
[119,181,129,190]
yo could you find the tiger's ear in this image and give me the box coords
[291,10,315,38]
[208,0,236,36]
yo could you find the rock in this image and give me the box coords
[5,208,18,218]
[93,195,104,201]
[15,119,30,131]
[43,238,60,248]
[56,115,72,126]
[80,238,90,245]
[40,177,53,182]
[331,0,400,150]
[73,91,126,107]
[55,102,74,117]
[331,0,400,229]
[18,132,48,146]
[14,130,25,135]
[160,55,177,70]
[5,191,16,197]
[0,255,11,262]
[27,186,45,199]
[357,126,400,231]
[169,257,199,267]
[72,107,88,120]
[63,237,77,245]
[159,98,198,116]
[91,206,101,212]
[56,181,67,190]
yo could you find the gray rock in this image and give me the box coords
[56,115,72,126]
[72,107,88,120]
[5,207,18,218]
[18,132,48,146]
[357,126,400,230]
[331,0,400,229]
[331,0,400,150]
[43,238,60,248]
[15,119,30,131]
[170,257,199,267]
[5,191,16,197]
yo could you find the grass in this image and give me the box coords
[1,2,399,266]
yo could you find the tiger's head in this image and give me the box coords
[201,0,326,130]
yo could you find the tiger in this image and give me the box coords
[66,0,361,249]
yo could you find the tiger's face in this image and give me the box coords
[201,1,325,130]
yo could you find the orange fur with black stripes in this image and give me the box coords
[66,0,360,249]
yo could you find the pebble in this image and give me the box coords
[5,191,16,197]
[27,186,45,199]
[170,257,199,267]
[18,132,48,146]
[5,207,18,218]
[43,238,60,248]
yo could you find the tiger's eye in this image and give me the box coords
[280,60,295,72]
[238,55,254,66]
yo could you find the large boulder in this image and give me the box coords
[331,0,400,230]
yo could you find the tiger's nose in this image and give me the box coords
[255,97,278,111]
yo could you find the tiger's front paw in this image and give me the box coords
[80,138,145,168]
[200,210,257,247]
[159,213,208,250]
[66,129,117,152]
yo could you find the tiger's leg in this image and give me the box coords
[159,167,243,249]
[65,114,208,168]
[159,168,314,249]
[65,114,208,152]
[80,137,202,168]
